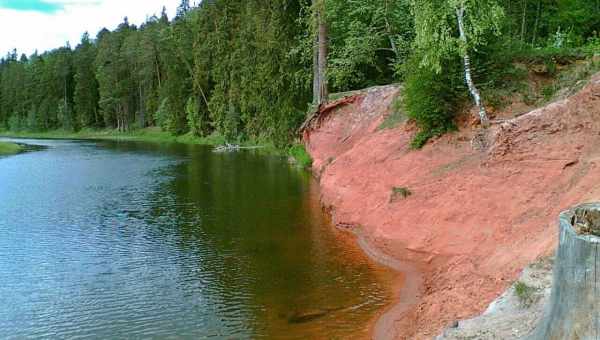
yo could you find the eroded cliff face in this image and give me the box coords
[303,74,600,339]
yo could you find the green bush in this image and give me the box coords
[514,281,537,308]
[403,55,464,148]
[389,186,412,203]
[288,143,312,168]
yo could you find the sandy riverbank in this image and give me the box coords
[304,74,600,338]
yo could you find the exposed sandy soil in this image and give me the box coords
[303,73,600,339]
[436,256,553,340]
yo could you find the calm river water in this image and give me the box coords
[0,138,393,339]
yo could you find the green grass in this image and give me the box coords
[0,127,309,165]
[0,127,282,152]
[514,281,537,308]
[0,127,225,145]
[389,186,412,203]
[288,143,313,169]
[328,89,364,101]
[0,141,23,156]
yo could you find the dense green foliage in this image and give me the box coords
[406,0,599,146]
[0,0,406,146]
[0,0,598,148]
[403,55,464,148]
[288,143,313,168]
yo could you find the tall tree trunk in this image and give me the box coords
[520,0,527,43]
[139,84,145,128]
[456,6,489,128]
[317,3,328,106]
[508,0,513,38]
[312,0,328,107]
[312,33,320,106]
[384,0,399,59]
[64,77,68,123]
[531,0,542,46]
[155,55,162,89]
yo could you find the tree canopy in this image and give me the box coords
[0,0,597,146]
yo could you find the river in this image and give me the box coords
[0,138,394,339]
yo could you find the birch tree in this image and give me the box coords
[412,0,503,127]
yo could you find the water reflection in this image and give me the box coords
[0,139,393,339]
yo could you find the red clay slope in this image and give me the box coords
[303,75,600,339]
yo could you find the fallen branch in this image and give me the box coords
[213,144,265,153]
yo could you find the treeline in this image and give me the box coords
[0,0,598,146]
[0,0,408,145]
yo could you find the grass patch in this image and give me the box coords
[390,187,412,203]
[0,141,23,156]
[328,89,365,101]
[288,143,313,169]
[0,127,280,153]
[514,281,537,308]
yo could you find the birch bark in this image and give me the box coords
[456,5,490,127]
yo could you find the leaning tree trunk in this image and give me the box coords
[532,203,600,340]
[456,6,490,128]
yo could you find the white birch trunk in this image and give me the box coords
[456,6,490,128]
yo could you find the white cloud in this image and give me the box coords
[0,0,180,56]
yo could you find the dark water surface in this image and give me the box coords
[0,138,393,339]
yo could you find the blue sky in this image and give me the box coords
[0,0,181,56]
[0,0,63,13]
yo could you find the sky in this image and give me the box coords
[0,0,182,56]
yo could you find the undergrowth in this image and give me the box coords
[288,143,313,169]
[390,186,412,203]
[514,281,537,308]
[403,54,464,149]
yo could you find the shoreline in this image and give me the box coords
[0,128,279,149]
[0,141,25,156]
[301,77,600,337]
[0,128,290,157]
[352,229,423,340]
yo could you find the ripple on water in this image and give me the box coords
[0,139,395,339]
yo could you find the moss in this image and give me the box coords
[0,141,23,156]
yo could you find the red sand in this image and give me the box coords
[303,75,600,339]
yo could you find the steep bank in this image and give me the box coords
[303,73,600,339]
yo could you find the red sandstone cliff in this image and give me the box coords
[303,73,600,339]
